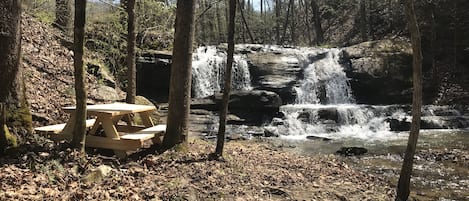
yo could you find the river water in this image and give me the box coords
[191,45,469,200]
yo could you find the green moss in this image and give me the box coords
[33,11,55,25]
[173,143,189,153]
[0,125,17,150]
[6,98,33,132]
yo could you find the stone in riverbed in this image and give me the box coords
[336,147,368,156]
[306,136,332,142]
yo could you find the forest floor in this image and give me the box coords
[0,138,395,200]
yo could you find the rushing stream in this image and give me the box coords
[191,45,469,200]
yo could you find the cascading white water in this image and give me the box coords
[295,49,354,104]
[276,48,408,141]
[191,46,252,98]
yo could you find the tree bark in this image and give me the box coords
[215,0,236,157]
[55,0,73,35]
[289,0,296,45]
[216,2,224,43]
[0,0,32,150]
[237,0,254,44]
[163,0,196,149]
[311,0,323,45]
[359,0,368,41]
[280,0,292,44]
[126,0,136,104]
[395,0,423,200]
[275,0,281,44]
[71,0,87,151]
[301,0,313,45]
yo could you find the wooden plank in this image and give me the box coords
[99,114,127,158]
[119,124,166,144]
[85,135,141,151]
[115,125,146,133]
[120,133,155,141]
[134,124,166,134]
[64,103,156,116]
[35,119,96,134]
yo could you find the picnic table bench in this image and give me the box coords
[35,103,166,158]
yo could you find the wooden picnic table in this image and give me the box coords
[58,103,165,158]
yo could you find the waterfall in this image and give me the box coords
[191,46,252,98]
[276,48,403,141]
[295,49,354,104]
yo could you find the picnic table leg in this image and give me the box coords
[100,115,127,159]
[139,111,163,144]
[59,112,75,141]
[139,111,154,127]
[122,114,134,126]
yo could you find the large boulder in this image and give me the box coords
[247,52,302,104]
[89,85,123,101]
[215,90,283,125]
[342,39,414,104]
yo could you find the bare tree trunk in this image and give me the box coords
[275,0,281,44]
[395,0,423,200]
[71,0,87,151]
[368,0,374,40]
[311,0,323,45]
[0,0,31,150]
[301,0,313,45]
[163,0,196,149]
[215,0,236,157]
[126,0,136,104]
[290,0,296,45]
[216,2,224,43]
[280,0,292,44]
[237,0,254,44]
[359,0,368,41]
[55,0,73,35]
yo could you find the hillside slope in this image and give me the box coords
[21,14,122,126]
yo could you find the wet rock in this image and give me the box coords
[342,39,416,104]
[385,118,410,131]
[263,126,279,137]
[214,90,282,125]
[247,52,302,104]
[336,147,368,156]
[306,136,332,142]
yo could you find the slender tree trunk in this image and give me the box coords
[395,0,423,200]
[301,0,313,45]
[280,0,292,44]
[430,2,438,84]
[215,0,236,157]
[359,0,368,41]
[55,0,73,35]
[216,2,224,43]
[200,0,207,43]
[163,0,196,149]
[311,0,323,45]
[71,0,87,151]
[126,0,136,104]
[0,0,32,150]
[275,0,281,44]
[368,0,374,40]
[290,0,296,45]
[237,0,254,44]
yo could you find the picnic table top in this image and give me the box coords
[63,102,156,116]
